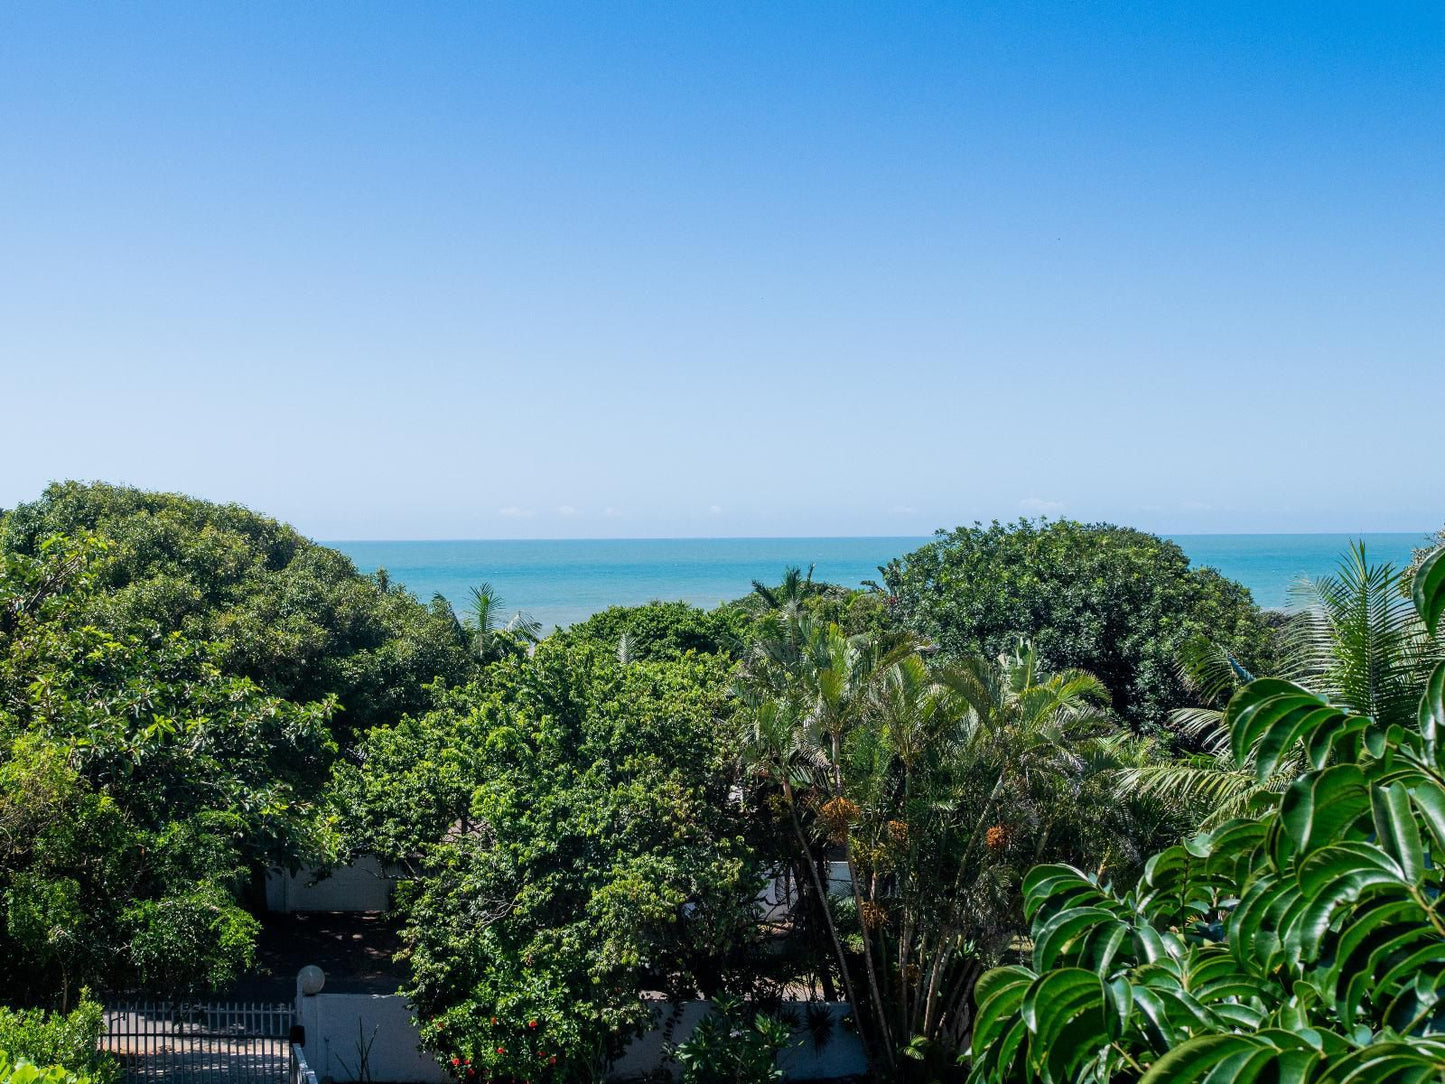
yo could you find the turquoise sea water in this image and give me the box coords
[328,533,1431,631]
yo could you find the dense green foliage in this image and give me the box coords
[561,600,749,662]
[883,520,1276,727]
[334,639,762,1080]
[2,482,471,741]
[0,1052,88,1084]
[9,481,1360,1082]
[0,534,334,1004]
[0,1001,113,1084]
[967,543,1445,1082]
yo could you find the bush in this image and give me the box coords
[674,997,793,1084]
[0,1052,88,1084]
[0,1001,115,1084]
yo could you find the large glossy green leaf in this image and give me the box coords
[1227,681,1370,780]
[1372,781,1426,882]
[1280,764,1369,855]
[969,965,1034,1078]
[1421,663,1445,765]
[1315,1037,1445,1083]
[1138,1032,1319,1083]
[1022,864,1109,923]
[1228,872,1299,975]
[1329,897,1436,1025]
[1020,968,1114,1081]
[1413,546,1445,638]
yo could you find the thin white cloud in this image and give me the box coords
[498,506,536,518]
[556,504,578,516]
[891,505,917,515]
[1019,497,1065,515]
[707,504,723,515]
[603,506,623,518]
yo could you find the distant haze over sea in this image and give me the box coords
[328,534,1432,632]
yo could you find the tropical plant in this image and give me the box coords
[736,608,1165,1076]
[967,543,1445,1082]
[673,997,795,1084]
[1124,543,1445,828]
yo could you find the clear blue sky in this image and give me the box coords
[2,2,1441,539]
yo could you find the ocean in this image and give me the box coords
[328,533,1433,631]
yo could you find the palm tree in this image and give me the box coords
[434,582,542,665]
[736,617,1136,1071]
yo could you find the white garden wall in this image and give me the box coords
[295,986,866,1082]
[296,991,449,1084]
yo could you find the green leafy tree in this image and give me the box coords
[967,543,1445,1082]
[1,534,335,1005]
[338,639,762,1081]
[882,520,1276,728]
[1,482,472,742]
[561,600,750,662]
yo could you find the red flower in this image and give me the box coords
[490,1017,497,1025]
[548,1056,557,1066]
[528,1020,537,1029]
[450,1058,460,1067]
[496,1047,505,1055]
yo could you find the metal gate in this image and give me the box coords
[102,1002,294,1084]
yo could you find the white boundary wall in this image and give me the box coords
[296,992,449,1084]
[610,1001,866,1081]
[296,991,865,1082]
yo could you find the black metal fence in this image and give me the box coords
[102,1002,294,1084]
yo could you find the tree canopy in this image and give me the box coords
[559,600,750,663]
[883,520,1276,728]
[0,534,335,1005]
[334,638,761,1081]
[1,482,472,741]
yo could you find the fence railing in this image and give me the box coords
[103,1002,294,1084]
[287,1044,318,1084]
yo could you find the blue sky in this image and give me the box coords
[1,2,1441,539]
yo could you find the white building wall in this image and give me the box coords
[266,856,397,913]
